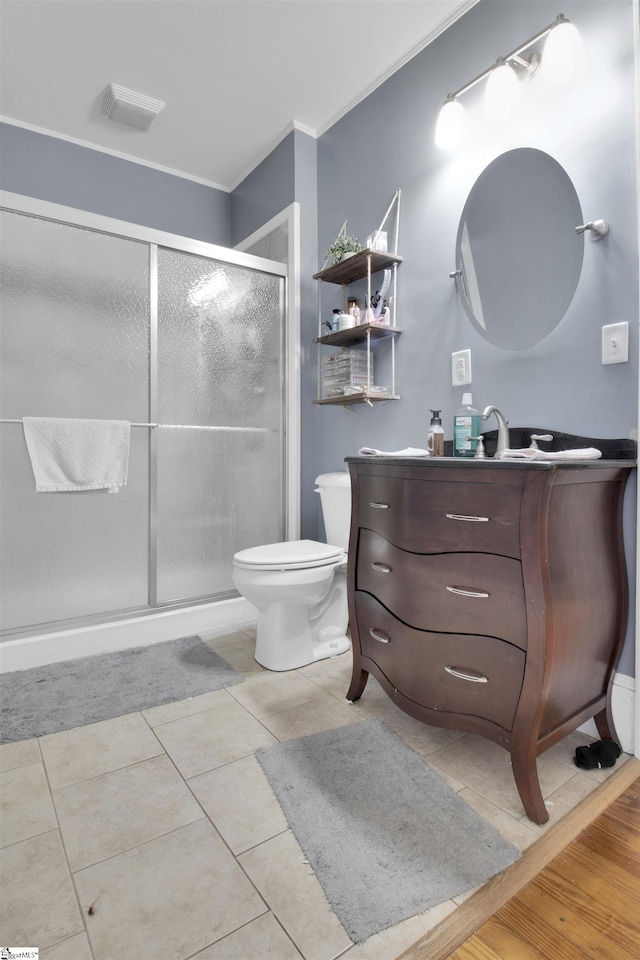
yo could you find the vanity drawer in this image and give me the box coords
[357,474,522,558]
[357,529,526,648]
[355,592,525,731]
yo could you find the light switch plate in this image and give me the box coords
[452,349,472,385]
[602,323,629,364]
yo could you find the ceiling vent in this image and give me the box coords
[100,83,165,132]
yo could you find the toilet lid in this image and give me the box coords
[234,539,344,568]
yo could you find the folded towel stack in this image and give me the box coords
[358,446,430,458]
[23,417,131,493]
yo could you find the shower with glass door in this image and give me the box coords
[0,203,288,639]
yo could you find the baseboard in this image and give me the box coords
[577,672,635,754]
[0,597,258,673]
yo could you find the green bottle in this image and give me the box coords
[453,393,481,458]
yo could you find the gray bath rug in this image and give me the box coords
[0,635,244,743]
[257,718,520,944]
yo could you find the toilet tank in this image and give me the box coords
[314,472,351,549]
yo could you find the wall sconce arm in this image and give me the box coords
[575,220,609,241]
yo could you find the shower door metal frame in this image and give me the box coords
[234,201,301,542]
[0,190,293,634]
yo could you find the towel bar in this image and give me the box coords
[0,418,156,427]
[0,419,266,432]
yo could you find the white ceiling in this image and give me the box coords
[0,0,474,191]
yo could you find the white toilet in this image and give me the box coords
[232,472,352,671]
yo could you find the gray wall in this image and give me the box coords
[0,122,230,245]
[229,133,295,248]
[312,0,638,675]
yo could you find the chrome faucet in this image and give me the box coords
[481,405,510,459]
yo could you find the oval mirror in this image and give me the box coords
[454,148,584,350]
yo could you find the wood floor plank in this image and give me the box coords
[473,912,589,960]
[495,897,593,960]
[550,841,640,911]
[447,940,504,960]
[520,870,639,960]
[398,764,640,960]
[579,814,640,870]
[602,788,640,832]
[600,792,640,834]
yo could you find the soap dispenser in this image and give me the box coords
[453,393,481,458]
[427,410,444,457]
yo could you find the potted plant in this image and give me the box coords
[324,233,362,265]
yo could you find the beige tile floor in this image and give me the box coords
[0,624,627,960]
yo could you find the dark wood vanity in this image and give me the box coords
[345,455,634,823]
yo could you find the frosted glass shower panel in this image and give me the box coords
[0,211,150,630]
[0,211,150,418]
[157,250,284,427]
[155,425,282,600]
[156,249,285,602]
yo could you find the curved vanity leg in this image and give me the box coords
[594,701,620,745]
[347,669,369,702]
[511,750,549,825]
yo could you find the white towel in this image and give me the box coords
[358,446,430,458]
[23,418,131,492]
[503,447,602,461]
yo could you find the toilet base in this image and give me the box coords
[311,633,351,662]
[254,598,350,671]
[255,632,350,671]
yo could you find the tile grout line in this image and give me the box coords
[137,681,357,957]
[139,695,287,957]
[37,736,97,960]
[52,757,262,958]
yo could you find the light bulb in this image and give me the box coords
[434,98,468,150]
[541,20,584,85]
[484,62,520,122]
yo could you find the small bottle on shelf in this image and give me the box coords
[347,297,361,323]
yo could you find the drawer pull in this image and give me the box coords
[446,585,490,598]
[369,628,391,644]
[369,502,390,509]
[446,513,490,522]
[445,665,488,683]
[370,562,392,573]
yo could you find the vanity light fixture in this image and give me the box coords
[434,13,581,149]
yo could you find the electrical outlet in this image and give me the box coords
[451,349,472,385]
[602,323,629,364]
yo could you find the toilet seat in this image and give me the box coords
[234,539,345,571]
